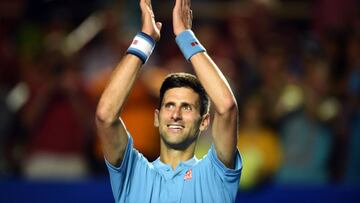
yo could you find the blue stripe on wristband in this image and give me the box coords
[127,48,148,63]
[138,32,156,46]
[176,30,206,61]
[126,32,156,64]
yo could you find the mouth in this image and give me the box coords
[167,124,185,132]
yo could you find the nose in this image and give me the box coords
[171,107,182,121]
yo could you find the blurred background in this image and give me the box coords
[0,0,359,202]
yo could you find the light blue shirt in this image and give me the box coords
[105,134,242,203]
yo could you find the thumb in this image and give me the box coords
[156,22,162,31]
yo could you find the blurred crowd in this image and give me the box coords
[0,0,359,189]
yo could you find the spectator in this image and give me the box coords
[21,51,94,180]
[237,94,282,189]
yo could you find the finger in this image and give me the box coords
[140,0,146,12]
[180,0,186,19]
[186,0,191,15]
[185,0,191,18]
[175,0,181,9]
[140,0,154,20]
[146,0,153,10]
[186,0,191,9]
[182,0,186,10]
[140,0,152,12]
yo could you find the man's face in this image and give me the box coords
[154,87,209,150]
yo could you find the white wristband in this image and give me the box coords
[127,32,156,64]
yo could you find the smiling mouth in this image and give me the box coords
[167,124,184,131]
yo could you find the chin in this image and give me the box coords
[165,141,188,150]
[160,135,187,150]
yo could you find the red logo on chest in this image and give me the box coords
[184,169,192,181]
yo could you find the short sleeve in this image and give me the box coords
[105,134,133,173]
[187,145,242,202]
[104,133,136,201]
[208,144,242,183]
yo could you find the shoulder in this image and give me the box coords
[105,133,153,173]
[195,145,242,176]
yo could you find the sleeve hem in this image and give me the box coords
[104,133,133,173]
[209,144,242,176]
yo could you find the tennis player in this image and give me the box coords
[96,0,242,202]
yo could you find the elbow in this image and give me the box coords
[95,109,107,124]
[95,103,118,126]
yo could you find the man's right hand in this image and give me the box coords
[140,0,162,41]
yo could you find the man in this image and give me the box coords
[95,0,242,202]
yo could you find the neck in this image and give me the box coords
[160,141,196,170]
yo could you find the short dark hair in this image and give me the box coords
[159,73,210,116]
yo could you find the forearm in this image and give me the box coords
[190,52,237,114]
[96,54,142,124]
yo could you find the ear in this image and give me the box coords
[199,113,210,132]
[154,109,160,127]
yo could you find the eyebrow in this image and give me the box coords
[163,101,196,108]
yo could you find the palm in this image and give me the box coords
[140,0,161,41]
[173,0,192,36]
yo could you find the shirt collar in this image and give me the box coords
[152,156,199,170]
[182,156,199,167]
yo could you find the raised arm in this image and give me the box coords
[95,0,162,167]
[173,0,238,168]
